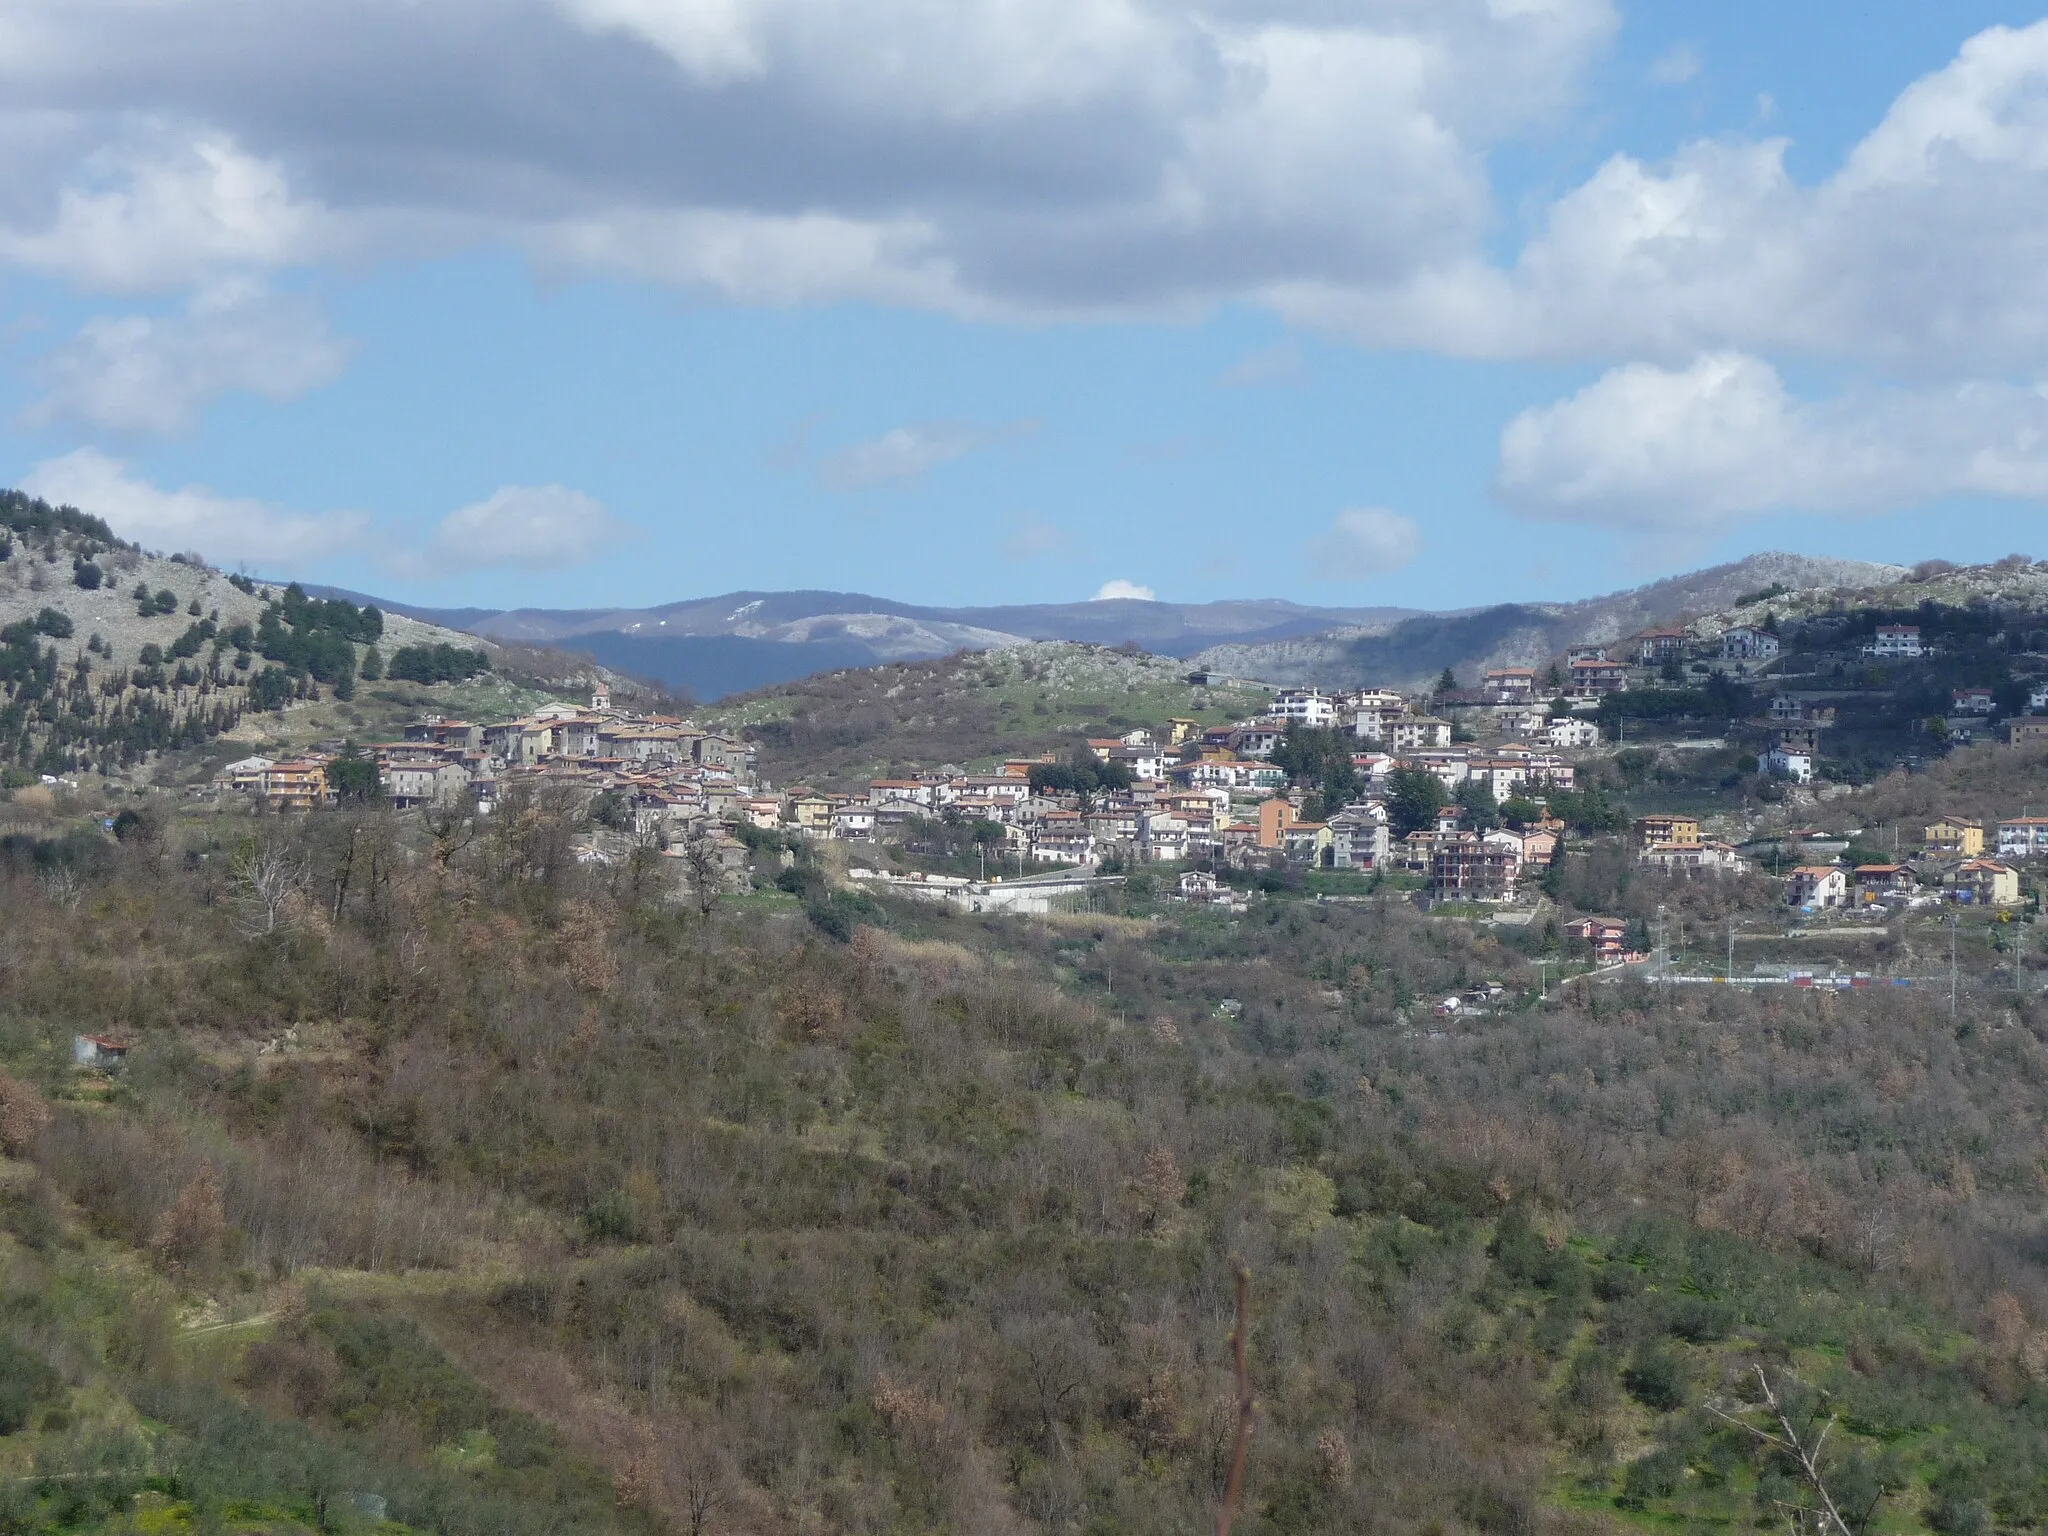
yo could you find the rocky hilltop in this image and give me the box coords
[1189,551,1911,688]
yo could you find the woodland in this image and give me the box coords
[0,777,2041,1534]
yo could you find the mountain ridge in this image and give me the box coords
[302,552,1910,699]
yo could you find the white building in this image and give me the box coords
[1346,689,1409,742]
[1326,801,1390,870]
[1721,626,1780,661]
[1270,689,1336,728]
[1997,817,2048,860]
[1547,717,1599,750]
[1389,716,1453,751]
[1786,866,1848,910]
[1868,625,1923,658]
[1763,746,1813,784]
[1230,725,1283,759]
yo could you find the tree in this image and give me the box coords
[327,746,382,804]
[228,844,311,937]
[1454,777,1500,832]
[1028,745,1131,809]
[678,833,723,919]
[1388,767,1446,836]
[71,559,101,590]
[359,644,383,681]
[1435,667,1460,697]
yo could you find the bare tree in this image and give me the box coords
[678,832,722,920]
[1215,1265,1257,1536]
[1711,1366,1866,1536]
[37,866,82,913]
[422,790,480,873]
[229,844,311,937]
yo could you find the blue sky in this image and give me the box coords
[4,0,2048,613]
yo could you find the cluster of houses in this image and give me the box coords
[777,694,1598,902]
[206,677,1614,901]
[1783,815,2040,913]
[217,684,760,857]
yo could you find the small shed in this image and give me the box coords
[73,1034,131,1071]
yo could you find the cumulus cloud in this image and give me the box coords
[14,454,625,577]
[407,485,627,574]
[0,133,328,295]
[0,0,1615,315]
[1303,507,1423,579]
[8,0,2048,388]
[18,449,368,566]
[1092,579,1156,601]
[26,281,350,434]
[1496,352,2048,526]
[1283,20,2048,377]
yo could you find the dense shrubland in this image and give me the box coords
[0,792,2044,1530]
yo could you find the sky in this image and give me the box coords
[4,1,2048,614]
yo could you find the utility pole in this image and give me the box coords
[1727,918,1735,980]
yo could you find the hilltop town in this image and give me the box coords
[203,600,2048,947]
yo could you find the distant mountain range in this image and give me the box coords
[306,588,1425,699]
[310,552,1908,700]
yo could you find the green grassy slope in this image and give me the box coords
[713,640,1271,787]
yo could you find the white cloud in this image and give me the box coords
[1217,341,1304,388]
[18,449,368,566]
[1647,43,1701,87]
[26,281,350,434]
[1303,506,1423,579]
[555,0,766,84]
[1092,579,1156,601]
[13,455,625,577]
[1282,20,2048,377]
[822,425,979,489]
[0,132,327,295]
[820,421,1032,489]
[1004,520,1070,560]
[410,485,627,574]
[0,0,1615,314]
[1496,352,2048,526]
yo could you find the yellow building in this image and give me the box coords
[263,759,330,813]
[1925,817,1985,856]
[1635,814,1701,849]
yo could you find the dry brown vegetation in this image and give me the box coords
[1,788,2047,1531]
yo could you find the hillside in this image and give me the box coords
[1192,552,1908,688]
[710,641,1271,788]
[0,492,686,790]
[2,784,2048,1531]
